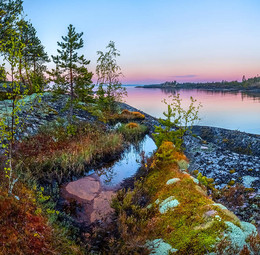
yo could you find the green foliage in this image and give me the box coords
[0,0,23,43]
[96,41,127,113]
[197,173,209,186]
[153,93,202,150]
[49,24,94,123]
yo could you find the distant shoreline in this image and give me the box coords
[135,79,260,93]
[135,84,260,93]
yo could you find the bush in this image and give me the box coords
[118,122,147,141]
[153,93,201,150]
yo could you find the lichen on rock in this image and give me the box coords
[159,196,180,214]
[146,239,178,254]
[166,178,180,185]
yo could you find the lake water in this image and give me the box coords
[123,87,260,135]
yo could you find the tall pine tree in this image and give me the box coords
[50,24,93,123]
[18,20,49,92]
[0,0,23,43]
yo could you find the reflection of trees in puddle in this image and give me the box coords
[94,136,151,185]
[96,166,116,185]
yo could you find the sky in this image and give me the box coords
[22,0,260,85]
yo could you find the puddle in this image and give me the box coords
[61,135,156,224]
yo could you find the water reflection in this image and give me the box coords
[124,87,260,134]
[95,135,157,188]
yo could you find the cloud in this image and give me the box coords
[168,75,198,78]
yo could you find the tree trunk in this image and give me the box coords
[69,49,74,123]
[19,58,26,85]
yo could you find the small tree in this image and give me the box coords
[50,24,93,123]
[0,23,41,195]
[153,93,202,150]
[96,41,126,113]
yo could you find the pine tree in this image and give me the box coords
[18,20,50,92]
[0,0,23,43]
[50,24,93,123]
[96,41,126,113]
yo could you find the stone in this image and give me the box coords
[159,196,180,214]
[224,221,257,251]
[90,190,115,222]
[204,210,217,217]
[166,178,180,185]
[146,239,178,254]
[65,176,100,201]
[242,175,259,188]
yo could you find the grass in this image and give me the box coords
[117,122,148,141]
[106,109,145,123]
[14,121,124,183]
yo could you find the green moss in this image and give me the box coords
[112,141,247,254]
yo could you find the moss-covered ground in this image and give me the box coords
[111,141,259,254]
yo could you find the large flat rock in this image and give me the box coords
[65,176,100,201]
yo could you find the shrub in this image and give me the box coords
[118,122,147,141]
[120,109,145,120]
[153,93,202,150]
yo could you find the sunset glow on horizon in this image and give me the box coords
[23,0,260,85]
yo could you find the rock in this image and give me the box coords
[166,178,180,185]
[146,239,178,254]
[159,196,180,214]
[177,159,189,171]
[242,175,259,188]
[204,210,217,217]
[65,176,100,201]
[90,190,115,222]
[224,221,257,251]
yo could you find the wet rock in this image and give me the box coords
[91,191,115,222]
[66,177,100,201]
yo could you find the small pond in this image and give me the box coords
[61,135,157,223]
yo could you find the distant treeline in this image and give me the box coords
[139,76,260,90]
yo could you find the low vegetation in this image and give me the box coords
[106,109,145,123]
[0,183,83,255]
[13,121,124,183]
[118,122,148,141]
[110,141,259,254]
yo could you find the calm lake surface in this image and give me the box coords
[123,87,260,135]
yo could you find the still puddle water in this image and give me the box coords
[96,135,157,188]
